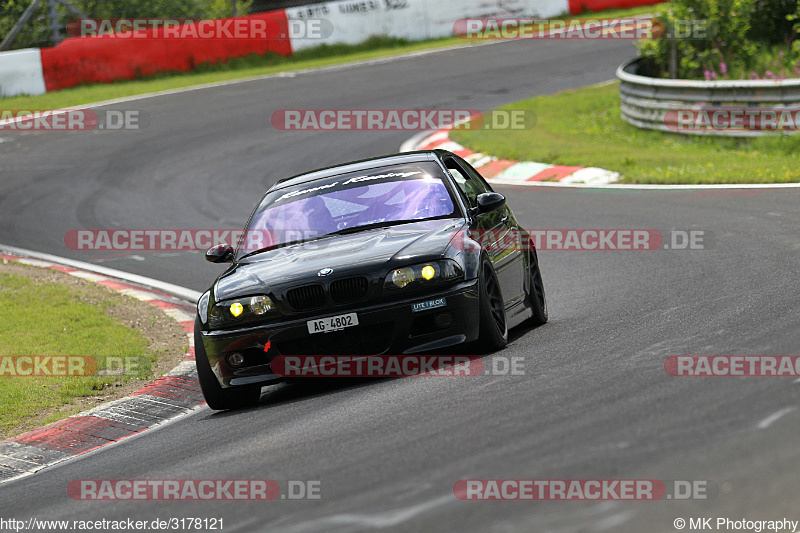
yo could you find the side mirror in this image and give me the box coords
[476,192,506,214]
[205,243,234,263]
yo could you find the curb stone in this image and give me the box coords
[412,126,621,186]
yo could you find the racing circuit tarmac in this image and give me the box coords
[1,36,799,532]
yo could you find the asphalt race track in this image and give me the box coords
[1,37,799,532]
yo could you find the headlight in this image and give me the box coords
[249,295,273,315]
[197,291,210,325]
[209,294,276,328]
[391,267,415,288]
[384,260,464,290]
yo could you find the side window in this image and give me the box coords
[445,158,485,208]
[454,155,495,192]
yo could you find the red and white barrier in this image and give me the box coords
[0,0,662,97]
[0,48,47,97]
[40,11,292,93]
[287,0,573,51]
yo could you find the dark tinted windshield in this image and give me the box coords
[238,162,457,257]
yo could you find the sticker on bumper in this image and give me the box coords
[412,298,447,312]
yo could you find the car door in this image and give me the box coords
[443,156,526,309]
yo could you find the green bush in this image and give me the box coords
[71,0,211,19]
[203,0,253,18]
[71,0,252,19]
[636,0,800,79]
[750,0,797,42]
[0,0,53,49]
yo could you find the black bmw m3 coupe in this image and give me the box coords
[195,149,547,409]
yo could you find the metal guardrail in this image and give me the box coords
[616,58,800,137]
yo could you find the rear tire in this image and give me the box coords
[477,258,508,351]
[194,319,261,410]
[527,249,548,326]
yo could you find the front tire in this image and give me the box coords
[477,258,508,351]
[527,249,548,326]
[194,319,261,410]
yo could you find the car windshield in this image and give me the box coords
[237,162,458,257]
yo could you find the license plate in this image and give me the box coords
[307,313,359,334]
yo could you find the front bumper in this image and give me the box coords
[199,280,480,388]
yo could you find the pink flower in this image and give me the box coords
[720,62,727,75]
[704,70,712,80]
[765,70,774,78]
[711,71,718,79]
[779,50,784,58]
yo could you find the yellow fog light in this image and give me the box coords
[230,302,244,317]
[421,265,436,280]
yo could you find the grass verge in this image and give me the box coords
[0,260,187,439]
[2,3,667,111]
[450,82,800,184]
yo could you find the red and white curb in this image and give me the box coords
[0,247,204,484]
[409,127,620,186]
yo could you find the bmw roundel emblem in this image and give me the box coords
[318,268,334,277]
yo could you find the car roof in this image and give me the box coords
[269,150,448,191]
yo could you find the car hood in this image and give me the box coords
[214,219,466,302]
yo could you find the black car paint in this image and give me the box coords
[196,150,536,388]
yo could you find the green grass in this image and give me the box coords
[0,273,158,437]
[450,82,800,184]
[2,3,668,110]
